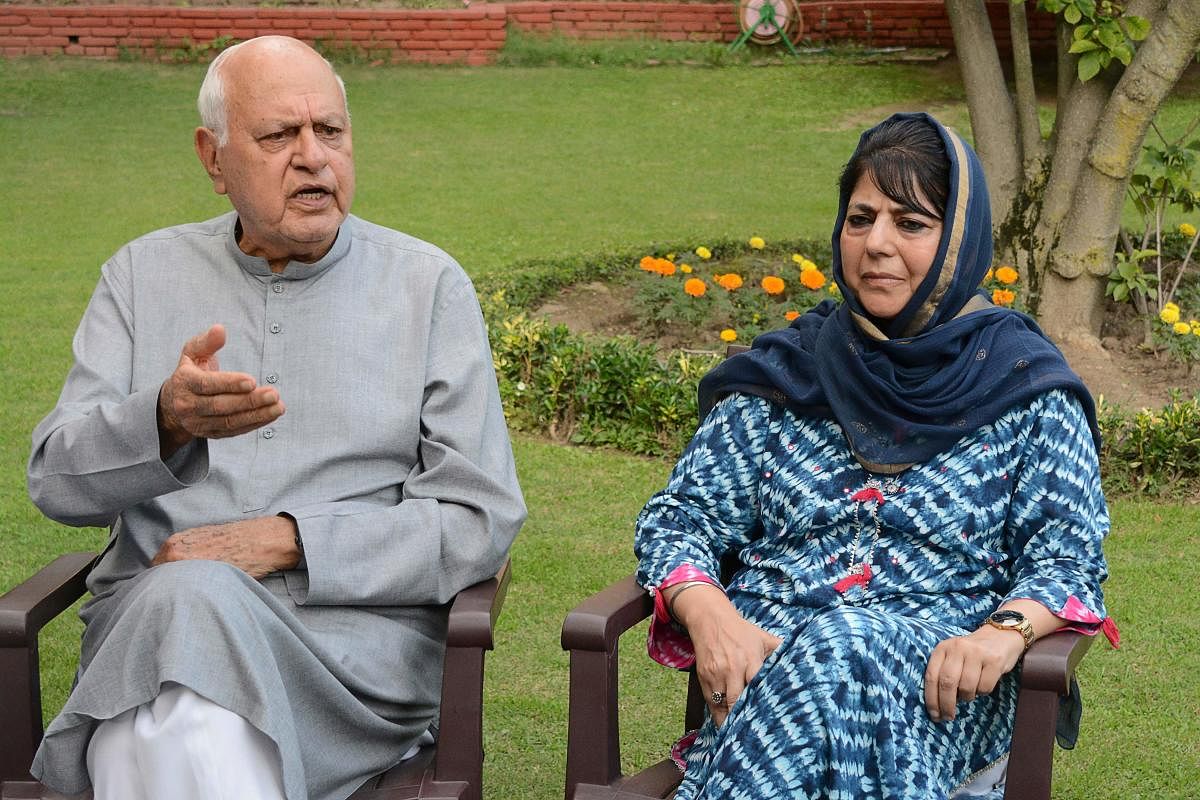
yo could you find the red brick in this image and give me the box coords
[350,20,389,30]
[401,39,438,49]
[410,28,446,40]
[389,20,427,31]
[0,15,27,26]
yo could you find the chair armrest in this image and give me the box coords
[0,553,95,647]
[562,574,656,799]
[434,559,511,794]
[0,552,94,784]
[560,575,652,654]
[446,559,511,650]
[1018,629,1093,694]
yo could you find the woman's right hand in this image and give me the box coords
[667,583,782,727]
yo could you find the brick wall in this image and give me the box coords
[0,1,1057,64]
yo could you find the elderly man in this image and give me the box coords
[26,36,525,800]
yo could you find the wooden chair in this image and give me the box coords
[561,576,1092,800]
[0,552,511,800]
[560,345,1095,800]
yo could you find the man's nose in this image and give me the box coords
[291,127,329,172]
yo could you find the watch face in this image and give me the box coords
[990,610,1025,626]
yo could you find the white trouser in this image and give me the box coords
[86,683,287,800]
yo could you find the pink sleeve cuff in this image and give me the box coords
[1056,595,1120,648]
[646,564,721,668]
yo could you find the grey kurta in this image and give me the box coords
[27,212,527,800]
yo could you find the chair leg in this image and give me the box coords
[564,648,622,800]
[0,645,41,784]
[1003,687,1057,800]
[434,645,485,800]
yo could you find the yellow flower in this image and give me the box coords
[992,288,1016,306]
[828,282,841,298]
[1192,319,1200,335]
[800,268,826,290]
[995,266,1019,285]
[1181,223,1198,238]
[983,268,994,283]
[1160,303,1181,324]
[680,264,693,274]
[684,278,707,298]
[792,253,805,265]
[665,253,676,261]
[720,328,738,342]
[695,246,712,260]
[784,310,800,321]
[717,273,744,291]
[1174,321,1192,335]
[761,275,786,295]
[749,236,765,250]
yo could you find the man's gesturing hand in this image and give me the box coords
[157,324,285,458]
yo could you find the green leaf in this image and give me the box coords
[1069,38,1100,53]
[1078,50,1103,81]
[1124,15,1151,41]
[1064,4,1082,24]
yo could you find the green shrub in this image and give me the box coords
[483,291,718,456]
[1099,393,1200,498]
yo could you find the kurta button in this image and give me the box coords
[266,374,278,384]
[270,323,281,334]
[263,428,275,439]
[272,282,284,294]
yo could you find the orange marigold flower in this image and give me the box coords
[761,275,786,295]
[655,258,676,276]
[800,269,826,290]
[639,256,657,272]
[720,328,738,342]
[785,310,800,321]
[717,273,744,291]
[992,288,1016,306]
[995,266,1019,285]
[684,278,707,297]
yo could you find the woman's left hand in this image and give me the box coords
[923,626,1026,722]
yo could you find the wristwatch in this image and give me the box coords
[984,610,1035,650]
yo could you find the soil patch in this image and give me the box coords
[534,281,1200,410]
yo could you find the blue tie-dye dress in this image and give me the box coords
[634,388,1112,800]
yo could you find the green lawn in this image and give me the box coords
[2,55,1199,798]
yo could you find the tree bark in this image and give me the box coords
[1039,0,1200,343]
[945,0,1021,218]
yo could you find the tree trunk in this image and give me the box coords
[1008,0,1043,173]
[1038,267,1110,343]
[945,0,1021,218]
[1038,0,1200,344]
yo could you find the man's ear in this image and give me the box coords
[194,127,228,196]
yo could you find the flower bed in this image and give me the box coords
[481,239,1200,498]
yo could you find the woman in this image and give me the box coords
[634,113,1118,800]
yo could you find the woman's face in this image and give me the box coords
[839,173,943,321]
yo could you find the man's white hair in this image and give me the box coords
[197,38,350,147]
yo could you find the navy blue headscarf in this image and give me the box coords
[698,113,1097,473]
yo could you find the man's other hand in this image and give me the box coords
[152,516,302,579]
[158,324,285,458]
